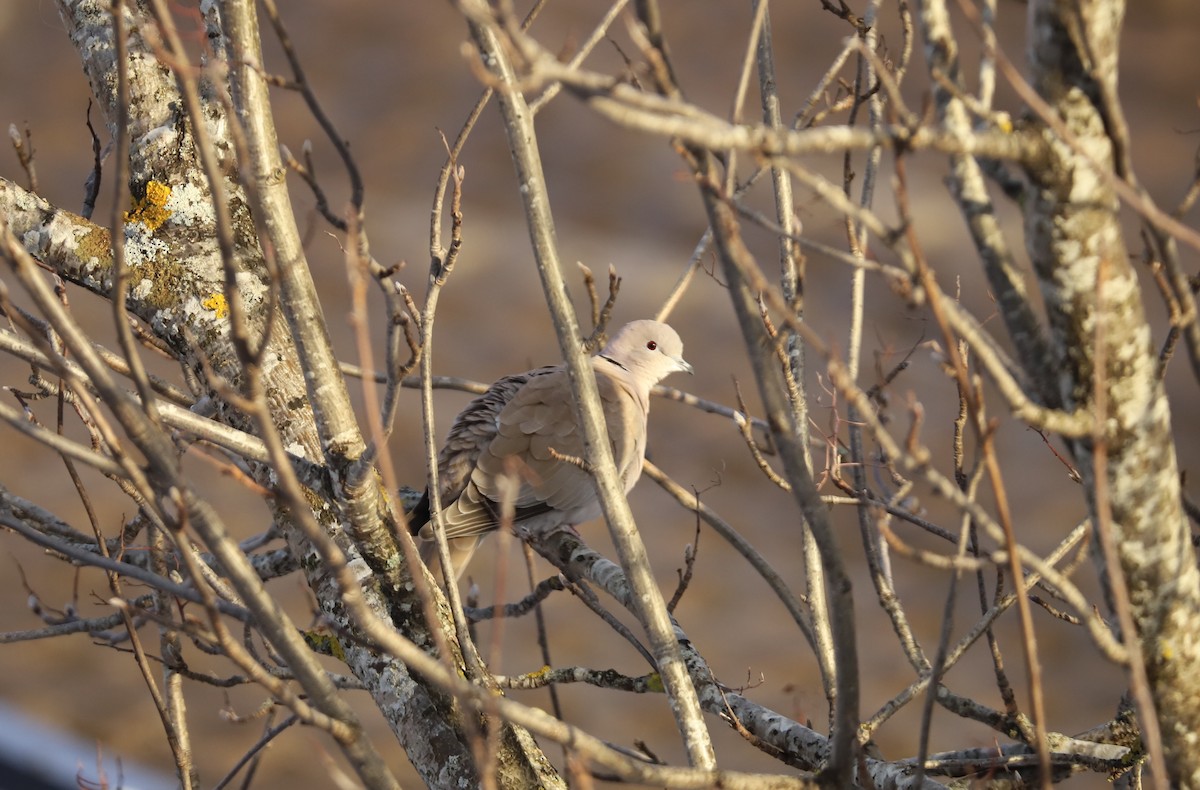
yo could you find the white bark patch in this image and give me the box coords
[1067,145,1106,203]
[181,295,203,320]
[205,113,229,144]
[1103,268,1139,305]
[234,270,267,308]
[47,217,91,250]
[81,34,107,56]
[136,123,177,149]
[164,181,216,228]
[258,350,282,378]
[123,224,170,266]
[346,557,375,586]
[132,278,153,300]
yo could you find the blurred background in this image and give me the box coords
[1,1,1198,787]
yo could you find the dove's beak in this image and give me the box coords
[672,356,694,375]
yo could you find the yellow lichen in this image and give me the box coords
[77,225,113,269]
[303,631,347,662]
[124,180,174,231]
[134,257,188,310]
[201,293,229,319]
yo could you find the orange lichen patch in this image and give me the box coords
[124,180,174,231]
[201,293,229,318]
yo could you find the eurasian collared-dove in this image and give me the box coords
[409,320,692,581]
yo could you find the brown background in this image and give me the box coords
[1,1,1198,787]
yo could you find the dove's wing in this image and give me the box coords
[439,368,591,540]
[407,366,555,532]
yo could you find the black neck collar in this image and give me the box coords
[598,354,628,371]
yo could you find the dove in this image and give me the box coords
[409,320,693,582]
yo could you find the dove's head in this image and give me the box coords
[602,320,693,383]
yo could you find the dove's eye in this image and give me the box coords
[646,341,657,351]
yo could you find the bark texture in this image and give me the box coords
[1023,2,1200,784]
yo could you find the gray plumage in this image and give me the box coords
[411,320,692,581]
